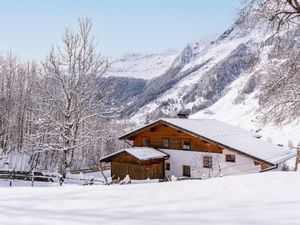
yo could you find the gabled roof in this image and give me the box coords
[100,147,169,162]
[119,118,295,165]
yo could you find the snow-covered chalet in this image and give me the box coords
[100,117,295,180]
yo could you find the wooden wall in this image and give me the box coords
[130,124,223,153]
[111,153,164,180]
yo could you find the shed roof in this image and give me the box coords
[119,118,295,165]
[100,147,169,162]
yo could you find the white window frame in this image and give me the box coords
[182,139,191,150]
[162,138,170,148]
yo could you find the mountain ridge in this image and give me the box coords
[106,23,300,147]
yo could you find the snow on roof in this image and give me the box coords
[100,147,168,162]
[121,118,295,165]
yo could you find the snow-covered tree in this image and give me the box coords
[239,0,300,124]
[28,18,112,175]
[0,54,37,156]
[239,0,300,34]
[259,48,300,124]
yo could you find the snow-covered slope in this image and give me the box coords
[121,24,300,147]
[125,25,265,118]
[1,172,300,225]
[106,50,178,80]
[98,21,300,149]
[190,75,300,147]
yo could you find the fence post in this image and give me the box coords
[31,169,34,187]
[99,163,108,185]
[9,169,15,187]
[59,175,64,186]
[9,170,12,187]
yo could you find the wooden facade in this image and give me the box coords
[102,119,275,180]
[129,124,223,153]
[124,123,272,170]
[110,153,164,180]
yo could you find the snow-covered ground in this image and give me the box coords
[0,170,111,187]
[0,172,300,225]
[0,179,58,187]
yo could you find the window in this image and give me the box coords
[225,154,236,162]
[143,138,150,147]
[182,140,191,150]
[182,165,191,177]
[162,138,170,148]
[203,156,213,168]
[165,162,170,171]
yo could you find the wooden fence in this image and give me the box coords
[0,170,52,182]
[70,163,111,174]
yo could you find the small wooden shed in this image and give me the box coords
[100,147,169,180]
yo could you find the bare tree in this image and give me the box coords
[0,54,37,155]
[238,0,300,124]
[239,0,300,33]
[29,18,112,175]
[259,51,300,124]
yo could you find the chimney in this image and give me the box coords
[177,109,191,119]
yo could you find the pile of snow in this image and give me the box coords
[119,174,131,185]
[170,175,177,181]
[0,172,300,224]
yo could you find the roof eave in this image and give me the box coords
[119,119,164,140]
[100,147,169,163]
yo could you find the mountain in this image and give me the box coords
[123,24,265,118]
[105,24,300,148]
[106,50,178,80]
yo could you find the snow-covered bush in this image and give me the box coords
[119,175,131,185]
[170,175,177,181]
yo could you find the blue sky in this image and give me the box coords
[0,0,241,60]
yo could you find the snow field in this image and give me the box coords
[0,172,300,225]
